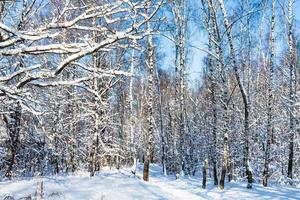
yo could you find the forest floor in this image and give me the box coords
[0,164,300,200]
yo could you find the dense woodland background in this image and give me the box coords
[0,0,300,190]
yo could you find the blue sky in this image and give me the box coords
[159,0,300,88]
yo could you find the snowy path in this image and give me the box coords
[1,165,299,200]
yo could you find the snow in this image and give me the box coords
[1,165,299,200]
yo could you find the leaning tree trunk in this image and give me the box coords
[262,0,275,187]
[218,0,253,189]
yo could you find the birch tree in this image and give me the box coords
[287,0,295,181]
[262,0,275,187]
[143,0,155,182]
[217,0,253,188]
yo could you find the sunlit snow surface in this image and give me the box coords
[1,165,299,200]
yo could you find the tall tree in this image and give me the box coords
[287,0,295,181]
[262,0,275,187]
[202,0,218,185]
[217,0,253,188]
[143,0,155,182]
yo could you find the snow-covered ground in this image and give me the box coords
[1,165,299,200]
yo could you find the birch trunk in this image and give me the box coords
[287,0,295,180]
[204,7,218,185]
[175,0,187,176]
[88,16,100,177]
[218,0,253,189]
[129,40,137,173]
[262,0,275,187]
[174,43,180,179]
[156,68,167,176]
[207,0,230,188]
[143,0,154,181]
[173,1,181,179]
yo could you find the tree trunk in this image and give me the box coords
[88,139,96,177]
[143,0,154,182]
[129,40,136,168]
[219,137,229,189]
[287,0,295,181]
[156,67,167,176]
[207,0,231,188]
[203,2,218,185]
[174,44,180,179]
[262,0,275,187]
[4,102,22,178]
[202,159,207,189]
[218,0,253,188]
[178,0,187,176]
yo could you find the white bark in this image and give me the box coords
[143,0,154,182]
[287,0,295,180]
[263,0,275,187]
[217,0,253,189]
